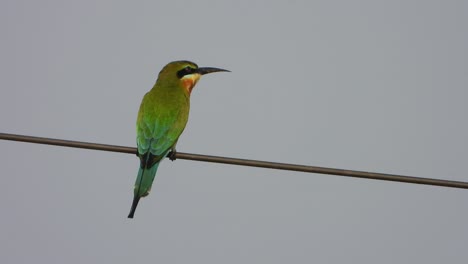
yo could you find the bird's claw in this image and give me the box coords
[168,151,177,161]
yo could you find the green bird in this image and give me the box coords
[128,60,229,218]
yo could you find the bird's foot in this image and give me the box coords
[168,151,177,161]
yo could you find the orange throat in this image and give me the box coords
[181,73,201,94]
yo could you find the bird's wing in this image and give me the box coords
[136,93,186,162]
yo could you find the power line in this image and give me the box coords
[1,132,467,189]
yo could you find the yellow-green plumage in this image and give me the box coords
[128,60,229,218]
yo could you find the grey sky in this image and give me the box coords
[1,0,468,263]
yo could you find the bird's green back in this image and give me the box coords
[136,82,189,161]
[136,61,194,164]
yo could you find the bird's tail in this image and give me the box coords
[128,162,160,218]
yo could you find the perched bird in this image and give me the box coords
[128,60,229,218]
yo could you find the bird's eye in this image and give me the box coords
[185,66,192,73]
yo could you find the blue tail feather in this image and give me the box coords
[128,162,160,218]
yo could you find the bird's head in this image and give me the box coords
[157,60,230,94]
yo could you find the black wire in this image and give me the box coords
[1,132,467,189]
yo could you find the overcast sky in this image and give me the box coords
[1,1,468,263]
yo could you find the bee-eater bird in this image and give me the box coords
[128,60,229,218]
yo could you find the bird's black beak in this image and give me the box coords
[197,67,230,75]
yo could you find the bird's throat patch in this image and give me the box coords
[181,73,201,94]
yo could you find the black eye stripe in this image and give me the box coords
[176,66,196,78]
